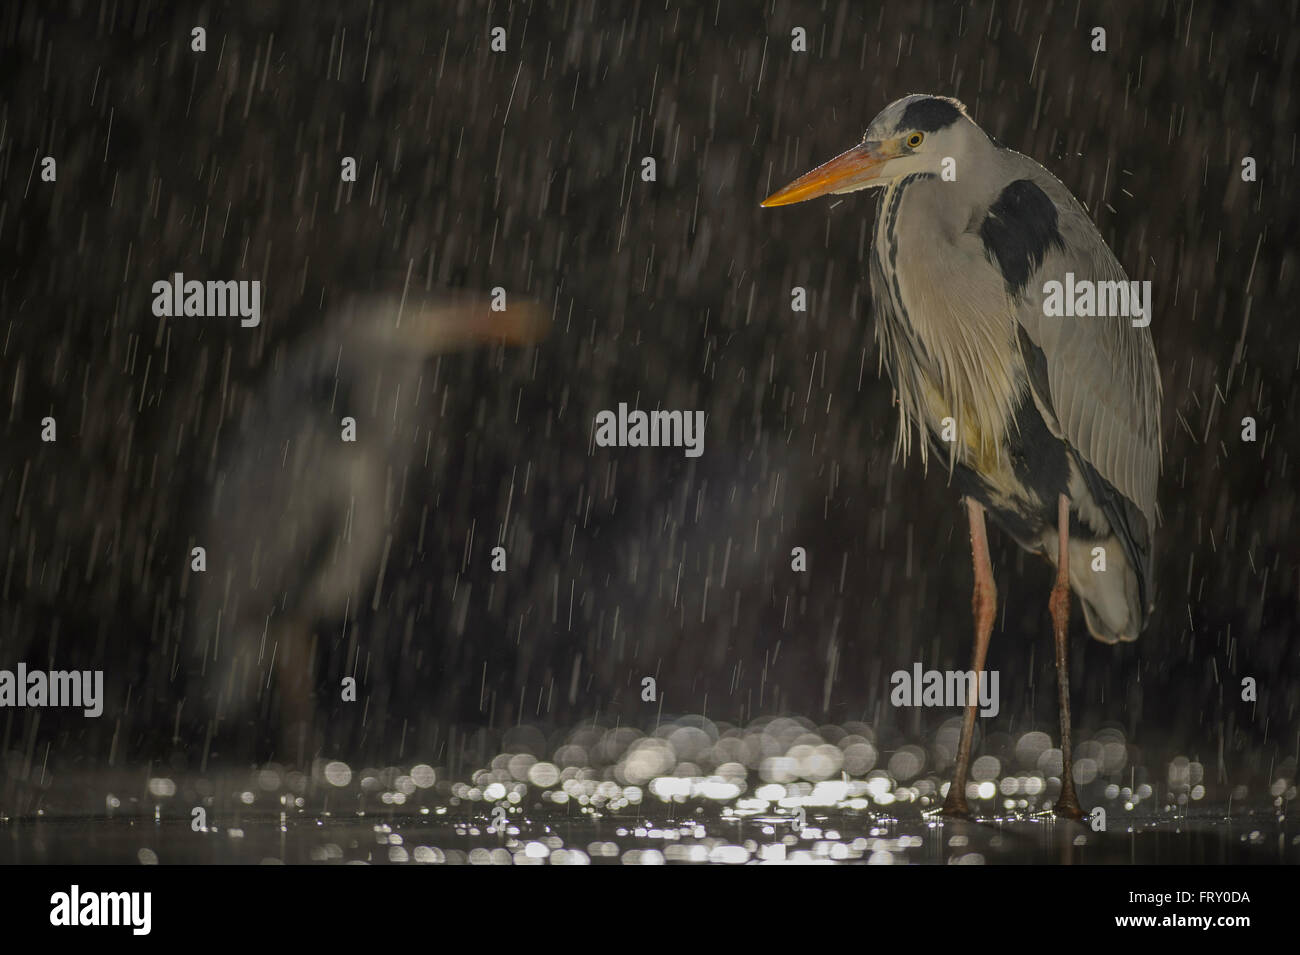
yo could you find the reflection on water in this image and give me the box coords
[3,715,1295,863]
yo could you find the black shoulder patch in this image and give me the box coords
[899,97,963,133]
[980,179,1065,296]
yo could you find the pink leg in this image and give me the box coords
[942,498,997,817]
[1051,493,1084,819]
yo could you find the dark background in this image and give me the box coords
[1,0,1296,783]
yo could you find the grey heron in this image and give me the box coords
[762,95,1161,818]
[191,285,546,760]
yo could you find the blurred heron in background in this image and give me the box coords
[191,282,546,760]
[763,95,1161,818]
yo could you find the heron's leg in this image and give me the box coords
[1051,492,1084,819]
[942,498,997,817]
[275,621,317,765]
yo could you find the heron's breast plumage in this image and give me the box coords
[871,173,1023,476]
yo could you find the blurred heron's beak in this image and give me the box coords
[352,293,549,353]
[477,300,550,345]
[761,141,889,207]
[418,298,550,349]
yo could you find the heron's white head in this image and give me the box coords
[761,94,992,205]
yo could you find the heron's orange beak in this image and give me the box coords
[760,142,888,207]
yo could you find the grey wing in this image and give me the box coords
[990,170,1162,621]
[1011,178,1163,526]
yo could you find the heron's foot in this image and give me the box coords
[1052,797,1086,821]
[940,791,972,819]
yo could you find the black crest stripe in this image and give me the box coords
[899,97,963,133]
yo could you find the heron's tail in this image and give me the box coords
[1068,533,1146,644]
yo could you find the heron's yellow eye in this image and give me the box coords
[907,132,924,148]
